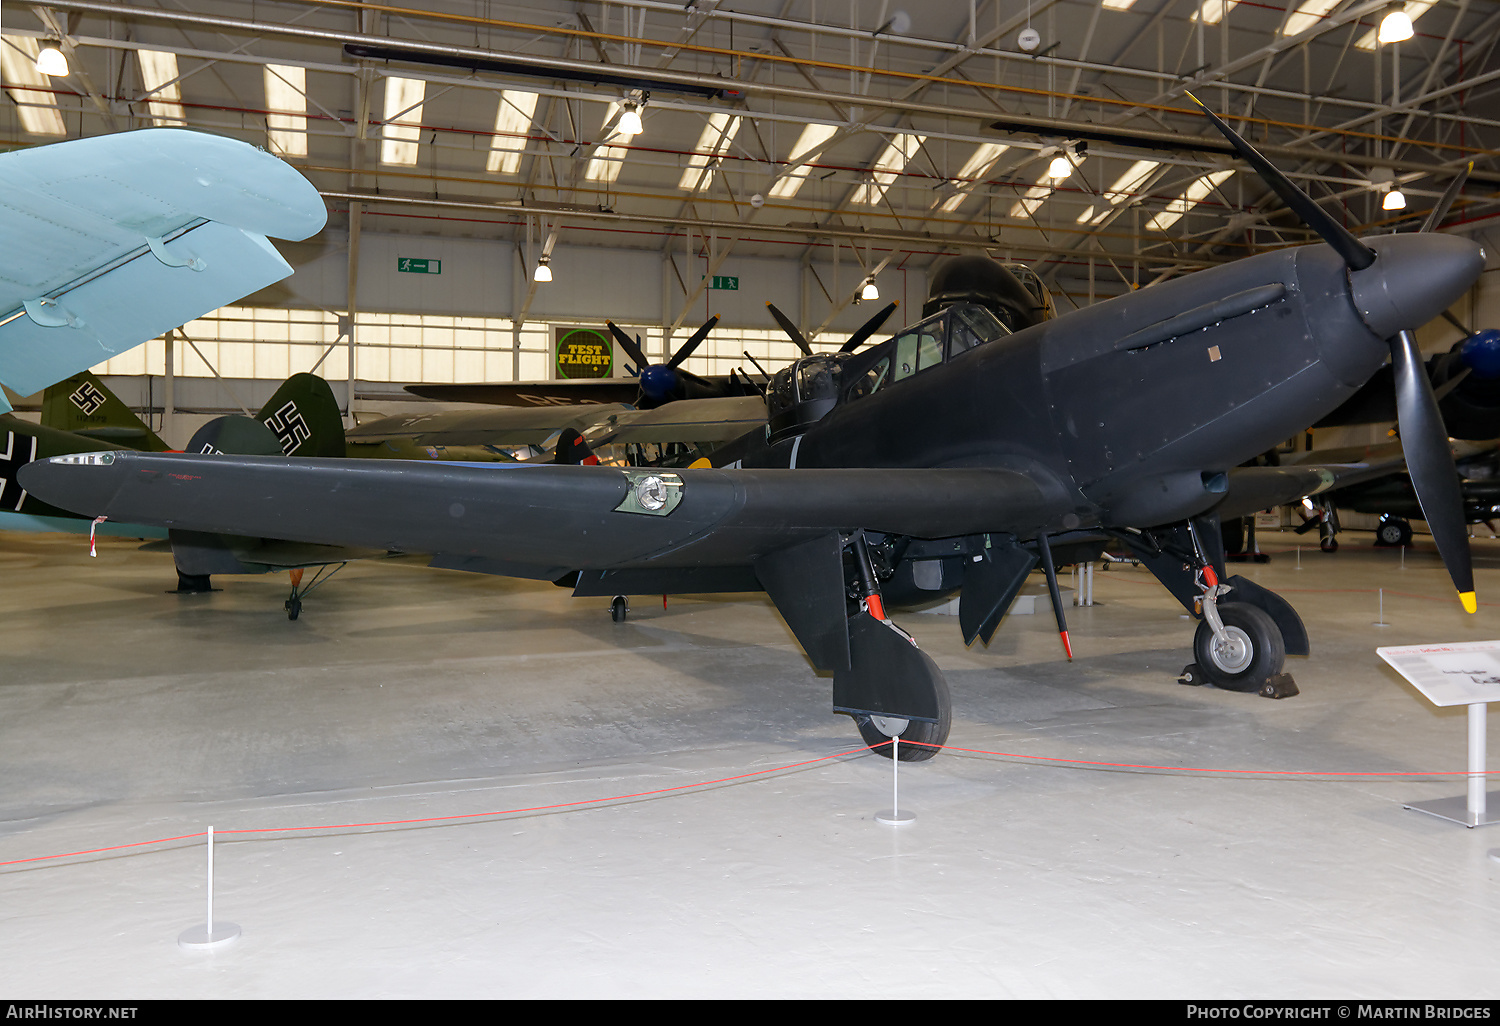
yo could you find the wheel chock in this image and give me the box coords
[1177,663,1203,686]
[1258,673,1299,699]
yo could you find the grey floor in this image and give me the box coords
[2,528,1499,999]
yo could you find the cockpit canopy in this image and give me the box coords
[923,255,1054,331]
[764,303,1012,444]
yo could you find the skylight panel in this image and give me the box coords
[767,123,840,199]
[381,76,426,166]
[1009,180,1053,221]
[1283,0,1343,37]
[264,64,307,159]
[0,36,66,135]
[939,143,1009,212]
[1192,1,1240,25]
[678,112,741,192]
[1146,170,1234,232]
[584,144,628,183]
[1354,1,1436,50]
[486,90,539,175]
[851,134,926,206]
[1078,159,1163,224]
[1102,0,1140,9]
[137,49,186,127]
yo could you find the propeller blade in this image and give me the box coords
[666,315,720,369]
[1441,309,1475,338]
[1421,162,1471,234]
[605,321,651,374]
[840,301,900,353]
[1391,329,1476,611]
[1186,92,1376,272]
[741,351,772,382]
[766,303,813,355]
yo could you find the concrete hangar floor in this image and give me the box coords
[0,529,1498,1000]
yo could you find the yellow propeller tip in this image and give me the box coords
[1185,90,1205,108]
[1461,591,1478,614]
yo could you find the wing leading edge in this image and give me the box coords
[18,452,1068,574]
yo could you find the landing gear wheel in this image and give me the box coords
[610,595,628,622]
[1192,602,1285,693]
[1319,535,1338,553]
[285,595,302,621]
[852,688,951,763]
[1377,516,1413,547]
[836,613,952,761]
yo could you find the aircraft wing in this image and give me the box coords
[1215,445,1411,521]
[583,395,766,446]
[0,130,327,411]
[346,402,635,449]
[403,380,645,406]
[18,452,1067,578]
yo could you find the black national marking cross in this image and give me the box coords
[263,400,310,455]
[0,431,39,512]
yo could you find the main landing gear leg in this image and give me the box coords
[1114,517,1301,699]
[838,533,952,761]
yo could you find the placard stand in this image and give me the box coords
[1403,703,1500,828]
[1378,643,1500,828]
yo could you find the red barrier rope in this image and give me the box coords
[0,744,881,868]
[2,736,1492,871]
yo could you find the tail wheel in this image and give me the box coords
[1377,517,1413,547]
[610,595,629,622]
[1192,602,1285,693]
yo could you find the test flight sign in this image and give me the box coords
[554,326,613,379]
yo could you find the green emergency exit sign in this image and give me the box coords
[398,258,441,274]
[706,275,739,290]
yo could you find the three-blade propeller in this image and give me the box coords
[1188,93,1476,612]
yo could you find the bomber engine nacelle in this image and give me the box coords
[1315,329,1500,440]
[1432,330,1500,441]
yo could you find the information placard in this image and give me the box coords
[1377,640,1500,707]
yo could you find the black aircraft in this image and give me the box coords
[18,100,1487,760]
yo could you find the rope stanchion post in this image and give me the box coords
[177,826,240,950]
[873,719,915,826]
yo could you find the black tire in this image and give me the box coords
[1319,535,1338,553]
[1377,517,1412,547]
[285,596,302,621]
[610,595,628,622]
[851,663,951,762]
[1192,602,1285,693]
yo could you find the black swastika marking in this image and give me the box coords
[263,401,310,455]
[69,383,106,416]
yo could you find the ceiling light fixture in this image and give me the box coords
[1378,8,1415,44]
[1383,187,1407,211]
[534,256,553,282]
[617,96,646,137]
[1047,152,1073,181]
[34,41,68,77]
[860,277,880,302]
